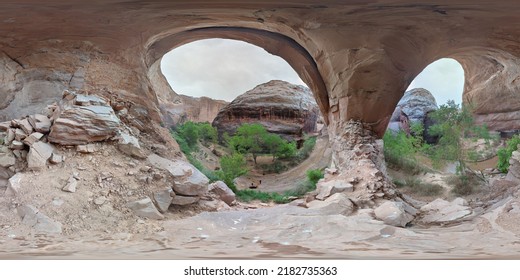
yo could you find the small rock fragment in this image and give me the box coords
[94,196,107,205]
[27,142,54,170]
[62,176,78,193]
[10,140,25,150]
[77,144,98,153]
[23,132,44,146]
[28,114,51,133]
[117,132,147,159]
[49,153,64,164]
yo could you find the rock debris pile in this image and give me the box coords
[0,90,236,235]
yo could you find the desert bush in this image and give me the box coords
[307,169,324,185]
[260,161,287,174]
[497,135,520,173]
[446,174,478,196]
[235,189,290,204]
[383,129,423,173]
[401,178,444,196]
[215,153,248,191]
[296,136,317,160]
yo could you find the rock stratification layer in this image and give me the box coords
[212,80,320,141]
[148,60,228,127]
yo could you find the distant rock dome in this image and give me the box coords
[212,80,320,142]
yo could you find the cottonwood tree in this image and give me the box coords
[427,100,490,176]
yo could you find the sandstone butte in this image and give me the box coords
[212,80,320,142]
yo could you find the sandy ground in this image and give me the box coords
[2,192,520,259]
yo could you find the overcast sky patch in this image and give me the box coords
[160,39,306,102]
[407,58,464,105]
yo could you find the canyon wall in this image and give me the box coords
[2,0,520,196]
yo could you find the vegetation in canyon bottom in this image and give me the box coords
[171,121,321,203]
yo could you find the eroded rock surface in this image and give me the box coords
[213,80,320,142]
[147,153,209,197]
[48,91,120,145]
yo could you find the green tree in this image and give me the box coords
[276,141,297,159]
[228,124,268,164]
[216,153,249,191]
[197,122,218,145]
[176,121,199,149]
[427,100,489,175]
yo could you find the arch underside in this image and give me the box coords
[147,26,330,125]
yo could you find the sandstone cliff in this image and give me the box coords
[212,80,320,141]
[148,59,228,127]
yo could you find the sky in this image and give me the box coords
[406,58,464,105]
[160,39,306,102]
[161,39,464,105]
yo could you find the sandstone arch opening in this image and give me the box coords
[388,58,465,133]
[148,34,330,195]
[160,38,306,102]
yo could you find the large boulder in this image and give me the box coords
[147,153,209,196]
[393,88,438,124]
[126,197,164,220]
[306,193,355,215]
[208,181,236,206]
[212,80,320,142]
[17,204,62,234]
[419,198,472,224]
[48,90,121,145]
[374,201,414,227]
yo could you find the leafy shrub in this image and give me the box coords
[235,189,290,204]
[215,153,248,191]
[446,174,478,196]
[497,135,520,173]
[260,161,287,174]
[197,122,218,145]
[228,123,297,164]
[306,169,324,185]
[406,178,443,196]
[427,100,491,175]
[296,136,317,160]
[176,121,199,149]
[383,130,423,173]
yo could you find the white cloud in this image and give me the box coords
[407,58,465,105]
[160,39,306,102]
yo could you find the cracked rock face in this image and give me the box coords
[48,91,120,145]
[212,80,320,142]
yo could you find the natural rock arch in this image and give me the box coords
[2,1,520,200]
[146,26,330,125]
